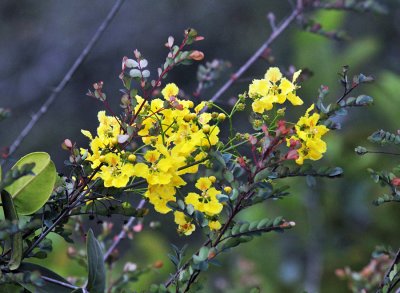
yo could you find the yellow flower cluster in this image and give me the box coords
[289,104,329,165]
[81,112,135,188]
[248,67,303,113]
[173,176,223,235]
[131,84,220,214]
[82,83,222,231]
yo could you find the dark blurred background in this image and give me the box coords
[1,1,399,292]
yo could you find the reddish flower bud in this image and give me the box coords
[153,260,163,268]
[189,50,205,61]
[277,120,289,135]
[248,135,257,145]
[133,223,143,232]
[392,177,400,186]
[238,157,247,168]
[261,124,269,135]
[286,149,299,160]
[288,138,301,148]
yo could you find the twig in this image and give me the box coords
[41,276,80,290]
[364,150,400,156]
[103,199,146,261]
[2,0,126,164]
[207,1,303,105]
[381,248,400,289]
[267,12,277,31]
[23,184,94,258]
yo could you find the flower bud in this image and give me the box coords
[277,107,286,116]
[236,103,245,111]
[209,176,216,183]
[224,186,232,194]
[128,154,136,162]
[153,260,163,269]
[253,119,263,128]
[189,50,204,61]
[202,124,211,134]
[217,113,226,121]
[111,137,119,145]
[238,93,246,102]
[392,177,400,186]
[184,113,193,122]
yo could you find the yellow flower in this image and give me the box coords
[251,96,276,113]
[146,184,177,214]
[291,104,329,165]
[144,150,160,163]
[195,177,212,191]
[174,211,196,235]
[195,101,206,113]
[286,92,303,106]
[99,153,135,188]
[249,79,269,98]
[198,112,212,125]
[249,67,303,113]
[185,177,223,216]
[265,67,282,83]
[161,83,179,100]
[208,220,222,231]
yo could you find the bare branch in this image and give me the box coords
[2,0,126,164]
[41,276,80,290]
[103,199,146,261]
[207,0,303,105]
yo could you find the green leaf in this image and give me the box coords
[198,246,209,261]
[257,218,270,229]
[1,190,22,271]
[254,168,272,182]
[328,167,343,177]
[222,237,241,250]
[5,152,56,215]
[17,262,73,293]
[239,222,250,233]
[223,171,234,183]
[273,216,283,226]
[86,229,106,293]
[355,95,373,106]
[211,151,226,169]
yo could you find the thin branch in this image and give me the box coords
[364,150,400,156]
[103,199,146,261]
[207,2,303,105]
[41,276,80,290]
[23,186,92,258]
[2,0,126,163]
[381,248,400,289]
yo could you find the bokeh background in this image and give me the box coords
[1,1,399,292]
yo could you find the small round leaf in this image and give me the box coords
[5,152,56,215]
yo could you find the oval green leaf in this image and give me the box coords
[86,229,106,293]
[5,152,56,215]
